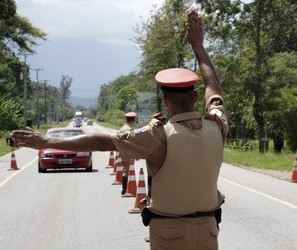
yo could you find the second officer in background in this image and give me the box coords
[119,112,137,196]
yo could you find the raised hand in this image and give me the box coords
[186,10,204,48]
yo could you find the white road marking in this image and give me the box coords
[220,177,297,211]
[0,157,37,189]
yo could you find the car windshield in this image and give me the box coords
[47,130,83,138]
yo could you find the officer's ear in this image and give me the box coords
[163,95,172,108]
[194,91,198,103]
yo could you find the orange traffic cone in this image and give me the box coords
[110,152,119,175]
[112,157,123,185]
[290,157,297,183]
[106,151,114,169]
[129,167,147,213]
[122,159,137,197]
[8,148,19,171]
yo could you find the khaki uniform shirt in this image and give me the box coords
[112,95,228,177]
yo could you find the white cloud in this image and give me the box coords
[15,0,164,43]
[14,0,165,98]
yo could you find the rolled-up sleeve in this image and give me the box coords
[205,94,228,140]
[111,119,167,176]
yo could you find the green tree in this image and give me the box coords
[59,75,73,122]
[0,54,23,99]
[97,73,140,123]
[195,0,297,152]
[0,0,46,53]
[265,52,297,152]
[279,86,297,152]
[0,95,22,130]
[134,0,193,111]
[118,85,137,111]
[0,0,47,131]
[97,84,111,116]
[213,54,254,144]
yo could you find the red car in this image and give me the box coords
[38,127,93,173]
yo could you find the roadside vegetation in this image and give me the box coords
[224,141,294,172]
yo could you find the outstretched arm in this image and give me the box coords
[11,128,116,152]
[186,10,222,102]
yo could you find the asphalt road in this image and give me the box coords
[0,123,297,250]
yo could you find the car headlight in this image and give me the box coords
[41,153,54,158]
[77,152,91,157]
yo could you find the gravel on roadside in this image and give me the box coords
[241,166,292,182]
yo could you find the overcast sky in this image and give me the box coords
[15,0,165,98]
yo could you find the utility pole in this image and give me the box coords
[31,68,43,128]
[47,87,52,123]
[43,80,50,124]
[19,51,32,129]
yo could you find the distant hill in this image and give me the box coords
[70,96,97,108]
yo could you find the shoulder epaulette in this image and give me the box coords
[148,118,163,127]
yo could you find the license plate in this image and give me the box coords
[58,159,73,165]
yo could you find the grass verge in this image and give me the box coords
[223,148,294,172]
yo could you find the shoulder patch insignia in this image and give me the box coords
[209,108,223,118]
[134,126,148,135]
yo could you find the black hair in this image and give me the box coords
[160,85,194,93]
[126,117,136,123]
[162,90,197,111]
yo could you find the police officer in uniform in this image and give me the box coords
[12,10,227,249]
[119,111,137,195]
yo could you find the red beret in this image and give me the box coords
[155,68,199,88]
[125,112,137,118]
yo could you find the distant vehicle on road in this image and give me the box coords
[73,118,82,127]
[38,127,93,173]
[87,119,93,126]
[73,111,83,127]
[75,111,83,118]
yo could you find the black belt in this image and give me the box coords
[150,210,215,219]
[142,207,220,227]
